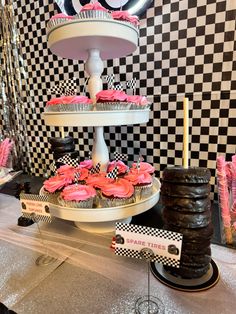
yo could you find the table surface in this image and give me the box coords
[0,193,236,314]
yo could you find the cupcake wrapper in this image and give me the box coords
[100,195,135,208]
[76,11,112,20]
[130,104,151,110]
[41,188,60,204]
[113,19,139,30]
[58,196,94,208]
[47,18,70,31]
[45,103,94,112]
[134,183,153,201]
[96,102,131,111]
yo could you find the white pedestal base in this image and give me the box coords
[74,217,132,233]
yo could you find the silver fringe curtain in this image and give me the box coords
[0,0,33,171]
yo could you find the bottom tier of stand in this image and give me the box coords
[42,178,161,233]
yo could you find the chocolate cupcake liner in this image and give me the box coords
[96,102,131,111]
[100,195,135,208]
[45,103,93,112]
[134,183,153,201]
[76,10,112,20]
[58,196,94,208]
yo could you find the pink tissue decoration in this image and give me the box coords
[0,138,14,167]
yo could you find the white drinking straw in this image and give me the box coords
[60,126,65,138]
[183,97,189,168]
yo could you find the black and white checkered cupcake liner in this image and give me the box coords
[76,10,112,20]
[58,196,95,208]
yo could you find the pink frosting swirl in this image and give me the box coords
[43,175,73,193]
[96,90,127,102]
[50,13,74,20]
[131,162,155,174]
[101,178,134,198]
[80,1,108,12]
[86,173,113,189]
[60,95,92,104]
[46,97,63,106]
[124,172,153,186]
[76,168,89,181]
[57,165,77,179]
[79,159,93,169]
[111,11,139,26]
[61,184,96,201]
[126,95,150,106]
[107,161,128,175]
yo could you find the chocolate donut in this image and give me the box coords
[161,195,211,212]
[51,143,76,153]
[164,263,210,279]
[161,182,211,199]
[163,208,211,228]
[180,254,211,267]
[162,166,211,184]
[181,240,211,251]
[163,224,214,242]
[49,136,74,147]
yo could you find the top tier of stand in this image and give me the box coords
[47,19,139,60]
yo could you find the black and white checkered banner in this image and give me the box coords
[106,166,118,179]
[57,154,80,167]
[50,78,77,96]
[115,223,183,268]
[103,74,115,89]
[114,151,128,162]
[20,193,52,223]
[89,163,101,174]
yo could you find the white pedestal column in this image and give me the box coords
[85,48,109,171]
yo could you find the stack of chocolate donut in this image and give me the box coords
[49,136,78,165]
[161,166,213,279]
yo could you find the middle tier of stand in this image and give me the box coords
[43,109,150,127]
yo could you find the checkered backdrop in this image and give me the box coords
[14,0,236,200]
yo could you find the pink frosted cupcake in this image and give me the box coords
[127,95,151,110]
[86,172,113,190]
[79,159,93,170]
[47,13,74,31]
[42,175,73,195]
[111,11,139,28]
[46,95,93,112]
[124,170,153,201]
[56,165,88,183]
[107,161,129,176]
[100,178,134,207]
[77,1,111,19]
[58,184,96,208]
[131,162,155,175]
[96,90,131,110]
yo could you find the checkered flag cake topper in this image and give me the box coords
[50,78,77,96]
[74,172,81,183]
[126,78,137,95]
[106,166,118,179]
[89,163,101,174]
[57,154,80,167]
[113,83,123,91]
[103,74,115,89]
[114,151,128,162]
[136,154,144,171]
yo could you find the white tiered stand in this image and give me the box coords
[43,19,160,233]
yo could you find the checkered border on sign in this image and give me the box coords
[14,0,236,201]
[116,223,183,242]
[115,247,180,267]
[20,193,50,202]
[22,212,52,223]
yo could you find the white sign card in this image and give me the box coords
[115,223,183,268]
[20,193,52,223]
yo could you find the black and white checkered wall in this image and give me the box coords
[15,0,236,200]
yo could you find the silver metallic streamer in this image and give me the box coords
[0,0,34,171]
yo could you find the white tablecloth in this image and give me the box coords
[0,193,236,314]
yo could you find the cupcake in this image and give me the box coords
[47,13,74,31]
[124,170,153,201]
[100,178,134,207]
[127,95,151,110]
[131,162,155,175]
[96,90,131,110]
[43,174,73,194]
[77,1,111,19]
[58,184,96,208]
[107,160,129,177]
[46,95,93,112]
[111,10,139,28]
[86,172,113,190]
[79,159,93,170]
